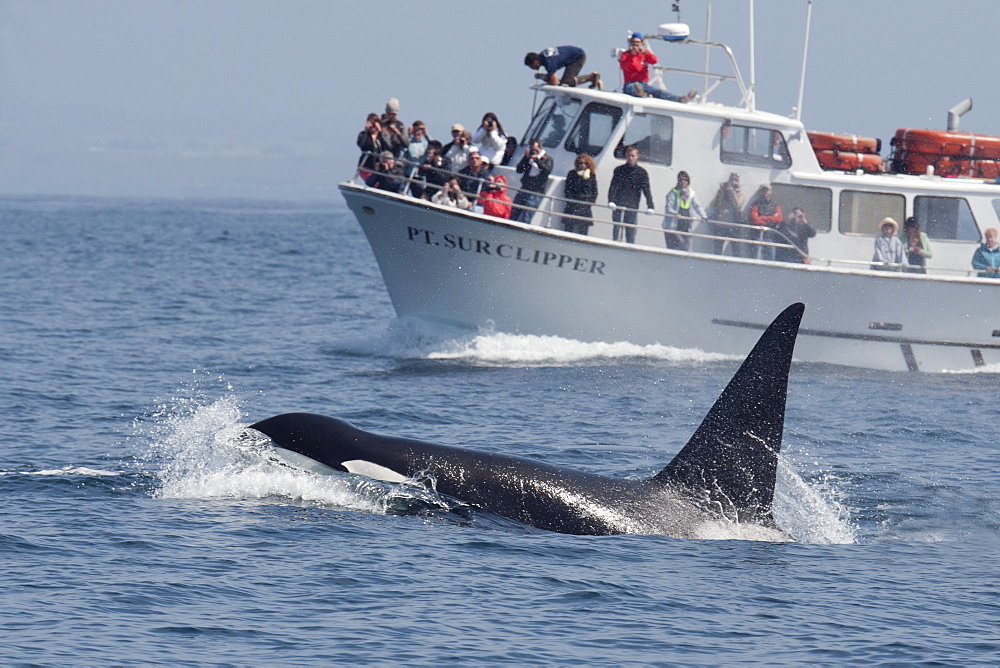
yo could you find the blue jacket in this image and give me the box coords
[972,243,1000,277]
[539,46,584,73]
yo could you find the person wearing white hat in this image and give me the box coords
[872,217,909,271]
[380,97,408,157]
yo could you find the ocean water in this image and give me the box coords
[2,195,998,664]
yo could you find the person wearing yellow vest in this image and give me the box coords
[664,171,707,251]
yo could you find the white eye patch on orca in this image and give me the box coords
[342,459,408,483]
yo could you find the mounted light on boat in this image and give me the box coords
[658,23,690,41]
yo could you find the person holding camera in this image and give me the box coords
[472,113,508,166]
[380,97,409,158]
[458,150,492,197]
[707,172,745,255]
[364,151,406,194]
[511,139,553,224]
[478,175,513,219]
[356,113,391,180]
[432,178,472,210]
[774,207,816,264]
[620,33,696,103]
[523,46,602,89]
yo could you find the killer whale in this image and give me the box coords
[250,303,804,538]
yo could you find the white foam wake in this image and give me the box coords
[336,317,738,367]
[943,362,1000,374]
[426,331,737,367]
[135,388,379,512]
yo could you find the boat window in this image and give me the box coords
[525,96,582,150]
[914,196,980,241]
[613,113,673,165]
[565,103,623,157]
[720,123,791,168]
[838,191,905,235]
[770,184,832,232]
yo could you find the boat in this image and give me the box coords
[339,12,1000,373]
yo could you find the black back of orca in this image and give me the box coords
[251,303,805,536]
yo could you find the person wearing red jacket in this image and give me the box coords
[479,175,512,219]
[746,183,783,260]
[619,33,696,103]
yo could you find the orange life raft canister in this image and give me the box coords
[814,150,883,174]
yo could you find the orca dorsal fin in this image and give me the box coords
[653,303,804,525]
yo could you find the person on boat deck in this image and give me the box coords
[707,172,745,255]
[441,125,473,172]
[380,97,409,158]
[560,154,598,235]
[902,216,932,274]
[664,171,707,251]
[608,145,654,244]
[774,207,816,264]
[619,33,696,103]
[458,150,492,198]
[431,178,472,211]
[871,217,909,271]
[972,227,1000,278]
[511,139,554,224]
[403,120,430,171]
[471,113,508,166]
[364,151,407,194]
[415,141,451,201]
[478,175,513,220]
[524,46,602,89]
[356,113,392,180]
[746,184,783,260]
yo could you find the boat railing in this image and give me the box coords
[351,157,988,278]
[354,155,803,258]
[641,35,755,111]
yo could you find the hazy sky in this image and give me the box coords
[1,0,998,200]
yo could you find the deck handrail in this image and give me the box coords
[352,156,988,278]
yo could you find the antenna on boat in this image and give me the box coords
[703,1,712,96]
[793,0,813,121]
[672,1,682,21]
[747,0,756,112]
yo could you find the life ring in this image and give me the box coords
[815,150,883,173]
[892,128,1000,161]
[808,132,881,154]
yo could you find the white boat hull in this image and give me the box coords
[342,183,1000,373]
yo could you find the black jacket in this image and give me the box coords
[515,152,554,193]
[608,163,653,209]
